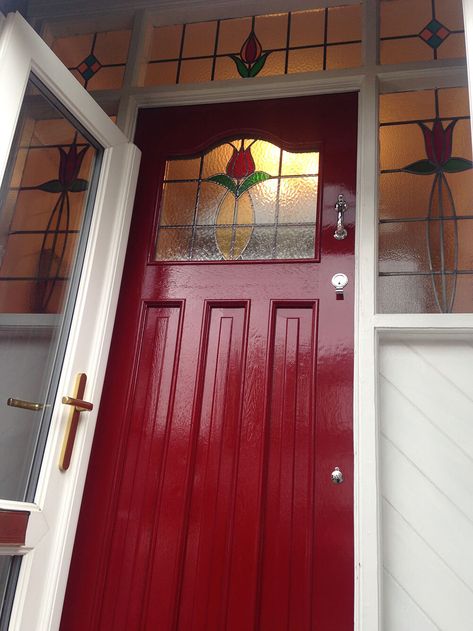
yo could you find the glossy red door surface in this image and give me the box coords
[61,94,357,631]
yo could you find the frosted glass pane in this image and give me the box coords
[276,226,315,259]
[241,227,275,260]
[192,227,220,260]
[251,179,279,224]
[380,91,436,124]
[378,274,439,313]
[453,275,473,312]
[159,182,197,226]
[155,228,192,260]
[279,177,318,224]
[196,182,227,225]
[250,140,281,176]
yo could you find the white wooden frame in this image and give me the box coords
[0,12,140,631]
[17,0,473,629]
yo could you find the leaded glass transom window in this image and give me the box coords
[155,139,319,261]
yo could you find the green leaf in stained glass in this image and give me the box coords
[37,179,63,192]
[206,173,238,195]
[442,157,473,173]
[402,159,437,175]
[229,55,250,78]
[69,179,89,192]
[237,171,272,196]
[248,52,271,78]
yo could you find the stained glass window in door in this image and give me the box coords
[155,139,319,261]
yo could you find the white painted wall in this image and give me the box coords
[379,332,473,631]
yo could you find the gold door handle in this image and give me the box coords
[7,398,45,412]
[59,373,93,472]
[62,396,93,412]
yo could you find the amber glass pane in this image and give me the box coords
[50,29,130,91]
[217,17,253,55]
[179,58,213,84]
[149,25,183,61]
[327,5,362,43]
[256,51,286,78]
[144,62,178,86]
[326,43,362,69]
[183,21,217,58]
[378,86,473,314]
[290,10,325,47]
[214,57,239,81]
[155,139,319,261]
[254,13,288,50]
[287,48,323,74]
[380,0,431,38]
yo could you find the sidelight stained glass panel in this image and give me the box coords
[378,87,473,313]
[155,139,319,261]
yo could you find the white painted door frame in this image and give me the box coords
[0,12,140,631]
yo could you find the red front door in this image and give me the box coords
[62,93,357,631]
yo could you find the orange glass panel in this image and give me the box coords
[251,140,280,176]
[214,57,240,81]
[149,24,183,61]
[451,119,472,161]
[453,276,473,312]
[380,0,431,38]
[179,58,213,84]
[155,228,192,260]
[379,221,434,273]
[94,30,131,65]
[436,0,464,30]
[144,61,178,86]
[281,151,318,176]
[287,48,323,74]
[290,9,325,47]
[327,5,362,43]
[51,34,93,68]
[326,43,362,69]
[254,13,288,50]
[379,173,434,220]
[165,158,201,181]
[182,21,217,58]
[380,91,436,124]
[159,183,198,226]
[255,50,286,78]
[380,38,433,64]
[437,33,466,60]
[217,17,253,54]
[87,66,125,91]
[379,124,427,172]
[438,87,470,119]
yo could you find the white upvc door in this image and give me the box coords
[0,11,140,631]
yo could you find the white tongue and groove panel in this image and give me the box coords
[379,333,473,631]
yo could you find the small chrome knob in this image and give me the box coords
[331,466,344,484]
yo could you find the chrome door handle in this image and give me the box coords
[334,194,348,240]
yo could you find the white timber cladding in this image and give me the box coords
[379,332,473,631]
[17,1,473,630]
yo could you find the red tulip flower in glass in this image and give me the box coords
[206,140,272,259]
[230,30,271,78]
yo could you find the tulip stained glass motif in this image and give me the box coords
[30,140,90,311]
[206,141,271,258]
[400,119,473,312]
[155,138,319,261]
[229,30,270,78]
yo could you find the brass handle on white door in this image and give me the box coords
[59,373,93,471]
